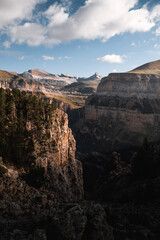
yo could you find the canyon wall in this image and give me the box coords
[34,109,83,201]
[84,72,160,152]
[97,73,160,96]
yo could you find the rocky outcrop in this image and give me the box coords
[78,72,102,82]
[2,148,160,240]
[34,109,83,201]
[0,70,44,93]
[0,90,83,202]
[22,69,77,85]
[62,73,102,95]
[0,187,114,240]
[84,62,160,151]
[97,73,160,97]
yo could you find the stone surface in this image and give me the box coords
[34,109,83,201]
[83,69,160,151]
[0,70,44,93]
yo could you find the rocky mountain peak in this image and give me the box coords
[92,72,102,79]
[28,69,50,77]
[78,72,103,82]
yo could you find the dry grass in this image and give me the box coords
[0,70,14,80]
[128,60,160,74]
[44,93,86,109]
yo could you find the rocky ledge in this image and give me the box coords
[97,73,160,97]
[83,62,160,151]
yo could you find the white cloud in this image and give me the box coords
[45,0,155,43]
[97,54,123,63]
[154,43,160,49]
[58,56,62,60]
[112,69,117,72]
[8,23,47,46]
[131,42,136,47]
[18,56,25,60]
[0,0,46,29]
[43,55,54,61]
[64,56,71,59]
[1,0,160,46]
[3,40,11,49]
[150,5,160,20]
[45,3,69,25]
[155,26,160,36]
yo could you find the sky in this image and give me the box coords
[0,0,160,77]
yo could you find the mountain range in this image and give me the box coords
[21,69,77,84]
[0,69,102,109]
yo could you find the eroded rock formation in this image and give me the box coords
[84,62,160,152]
[0,70,44,93]
[34,109,83,201]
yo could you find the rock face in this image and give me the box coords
[62,73,102,95]
[0,70,44,93]
[0,89,83,202]
[84,60,160,152]
[22,69,77,86]
[97,72,160,96]
[34,109,83,201]
[78,72,102,82]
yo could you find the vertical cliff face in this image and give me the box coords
[35,109,83,200]
[83,62,160,152]
[0,89,83,202]
[0,109,83,202]
[97,73,160,96]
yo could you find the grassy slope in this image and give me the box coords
[128,60,160,74]
[0,70,15,80]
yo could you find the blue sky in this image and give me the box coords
[0,0,160,77]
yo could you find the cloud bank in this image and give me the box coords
[1,0,160,46]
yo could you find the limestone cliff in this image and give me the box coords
[84,60,160,151]
[0,110,83,202]
[34,109,83,200]
[97,73,160,97]
[0,89,83,201]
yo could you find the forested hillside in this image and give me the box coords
[0,88,56,167]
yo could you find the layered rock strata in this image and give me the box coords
[85,71,160,151]
[0,70,44,92]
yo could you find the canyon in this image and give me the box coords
[1,60,160,239]
[81,60,160,152]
